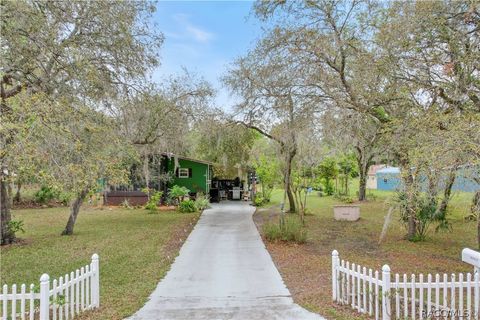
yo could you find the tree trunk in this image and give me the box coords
[1,171,14,245]
[358,169,367,201]
[301,182,308,224]
[438,168,456,217]
[143,153,150,199]
[404,170,417,241]
[344,175,349,195]
[472,190,480,249]
[7,183,13,207]
[355,149,369,201]
[355,147,372,201]
[14,182,21,203]
[62,189,89,236]
[285,150,296,213]
[478,202,480,250]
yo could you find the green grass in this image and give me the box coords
[1,206,199,319]
[257,183,478,320]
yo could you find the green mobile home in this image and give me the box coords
[164,155,213,194]
[104,154,213,205]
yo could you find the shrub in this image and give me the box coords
[145,191,163,214]
[334,194,355,204]
[396,191,450,241]
[263,216,307,244]
[57,192,72,205]
[169,185,190,204]
[34,186,71,205]
[253,194,265,206]
[7,219,25,235]
[194,193,210,210]
[178,199,196,213]
[323,179,335,195]
[34,186,59,204]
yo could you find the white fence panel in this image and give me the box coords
[0,254,99,320]
[332,250,480,320]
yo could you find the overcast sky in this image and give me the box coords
[151,1,264,110]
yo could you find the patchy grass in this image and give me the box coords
[255,188,477,320]
[263,215,307,244]
[1,206,199,319]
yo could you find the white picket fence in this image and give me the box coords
[0,254,100,320]
[332,250,480,320]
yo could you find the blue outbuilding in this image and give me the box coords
[376,167,401,191]
[375,166,479,192]
[451,167,479,192]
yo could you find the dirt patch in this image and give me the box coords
[1,237,34,248]
[162,213,200,263]
[12,200,68,209]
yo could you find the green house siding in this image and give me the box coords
[166,158,210,193]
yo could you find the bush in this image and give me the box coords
[323,179,335,195]
[178,199,197,213]
[253,194,265,206]
[7,219,25,235]
[34,186,59,204]
[57,192,72,205]
[145,191,163,214]
[334,194,355,204]
[396,191,450,241]
[169,185,190,204]
[263,216,307,244]
[194,193,210,210]
[34,186,71,205]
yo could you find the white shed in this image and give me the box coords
[366,164,387,189]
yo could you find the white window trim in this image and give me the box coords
[178,168,189,178]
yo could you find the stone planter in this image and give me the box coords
[333,205,360,221]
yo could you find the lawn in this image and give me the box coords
[255,186,478,320]
[0,205,199,319]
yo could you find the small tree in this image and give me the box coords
[317,158,338,196]
[337,153,358,196]
[252,154,280,203]
[291,167,315,223]
[169,185,190,206]
[25,100,130,235]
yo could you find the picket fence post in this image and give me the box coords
[39,273,50,320]
[475,271,479,319]
[332,250,339,301]
[382,265,391,320]
[91,253,100,308]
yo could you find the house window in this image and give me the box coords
[384,178,388,183]
[178,168,190,178]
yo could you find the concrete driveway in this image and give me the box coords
[128,201,324,320]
